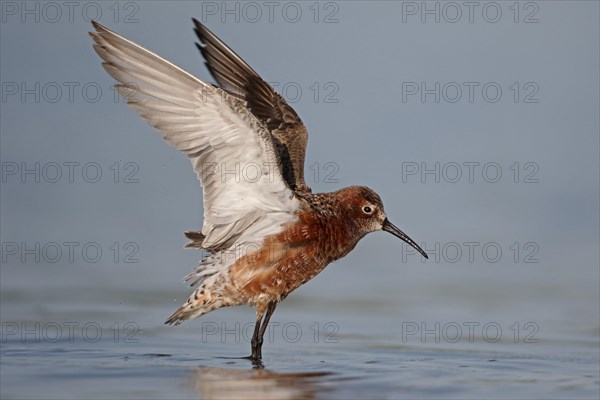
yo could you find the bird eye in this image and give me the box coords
[362,206,373,214]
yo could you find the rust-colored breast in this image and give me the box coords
[226,192,365,308]
[227,207,331,304]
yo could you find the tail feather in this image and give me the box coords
[165,280,233,325]
[165,285,210,325]
[168,234,241,325]
[184,230,206,249]
[165,303,203,325]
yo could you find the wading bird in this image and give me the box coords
[90,20,428,363]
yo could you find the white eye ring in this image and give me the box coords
[362,206,373,214]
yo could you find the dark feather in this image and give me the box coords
[192,18,311,193]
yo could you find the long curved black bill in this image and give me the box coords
[382,219,428,259]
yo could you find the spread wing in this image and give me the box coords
[193,19,310,193]
[90,21,300,251]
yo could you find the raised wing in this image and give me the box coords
[90,21,300,250]
[193,19,310,193]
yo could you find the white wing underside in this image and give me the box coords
[91,23,300,279]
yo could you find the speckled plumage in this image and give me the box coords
[167,186,387,323]
[90,20,428,362]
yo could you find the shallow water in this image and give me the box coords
[1,265,599,399]
[3,338,598,400]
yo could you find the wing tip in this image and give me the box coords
[89,21,105,42]
[192,17,207,34]
[91,20,107,33]
[192,18,212,48]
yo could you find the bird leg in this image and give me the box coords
[256,301,277,359]
[250,316,262,363]
[249,301,277,363]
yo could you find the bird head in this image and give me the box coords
[344,186,428,259]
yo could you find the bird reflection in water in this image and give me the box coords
[189,366,334,400]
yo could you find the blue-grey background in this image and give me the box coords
[1,1,598,399]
